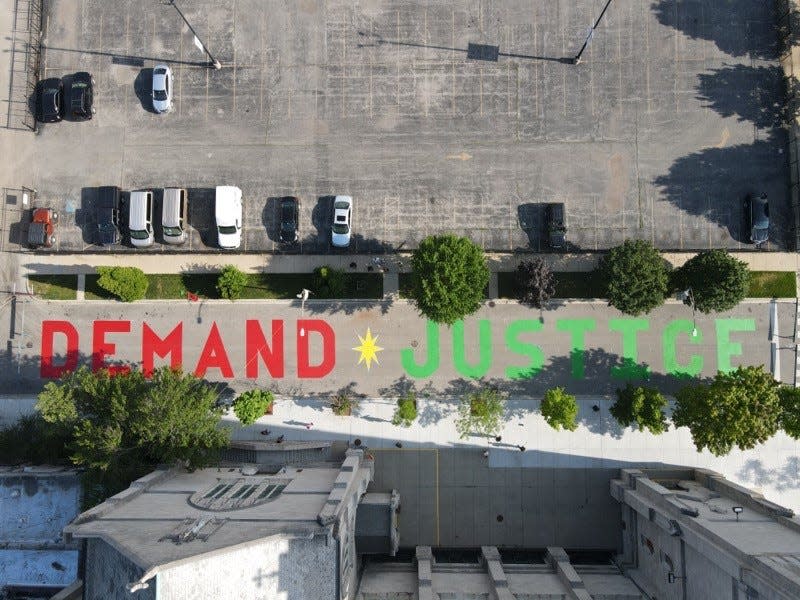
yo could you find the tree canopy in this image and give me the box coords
[96,266,149,302]
[673,366,780,456]
[540,387,578,431]
[778,386,800,439]
[455,387,505,439]
[217,265,248,300]
[233,389,274,425]
[515,258,556,309]
[411,234,490,325]
[610,384,669,434]
[674,250,749,313]
[597,239,670,316]
[36,367,230,502]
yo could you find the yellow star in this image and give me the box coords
[353,328,384,371]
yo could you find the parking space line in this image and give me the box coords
[232,0,237,114]
[451,9,455,116]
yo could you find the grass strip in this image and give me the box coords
[748,271,796,298]
[27,275,78,300]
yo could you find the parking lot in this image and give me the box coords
[7,0,791,253]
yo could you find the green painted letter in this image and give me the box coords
[401,320,440,378]
[504,319,545,379]
[662,319,703,377]
[556,319,596,379]
[452,320,492,378]
[716,318,756,373]
[609,319,649,379]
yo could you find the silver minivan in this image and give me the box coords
[128,190,154,248]
[162,187,188,245]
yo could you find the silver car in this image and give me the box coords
[331,195,353,247]
[152,65,173,113]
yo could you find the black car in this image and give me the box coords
[68,72,95,121]
[546,202,567,249]
[96,186,120,245]
[279,196,299,243]
[745,193,769,245]
[36,78,63,123]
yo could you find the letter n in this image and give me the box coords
[246,320,284,379]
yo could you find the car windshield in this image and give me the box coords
[163,226,182,236]
[129,229,150,240]
[332,224,350,234]
[72,82,87,89]
[154,90,167,101]
[218,225,238,234]
[334,201,349,209]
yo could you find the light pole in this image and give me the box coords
[168,0,221,69]
[682,288,698,337]
[296,289,311,336]
[572,0,613,65]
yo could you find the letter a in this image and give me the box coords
[194,322,234,378]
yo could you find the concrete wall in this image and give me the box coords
[628,515,687,600]
[84,539,154,600]
[157,535,336,600]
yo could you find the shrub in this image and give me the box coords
[217,265,248,300]
[597,239,670,316]
[610,384,668,434]
[96,266,148,302]
[778,386,800,439]
[233,390,274,425]
[515,258,555,309]
[455,387,505,439]
[392,392,418,427]
[540,387,578,431]
[331,391,358,416]
[314,266,347,298]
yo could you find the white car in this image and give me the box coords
[152,65,173,113]
[331,195,353,247]
[215,186,242,249]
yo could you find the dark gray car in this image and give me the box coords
[96,186,121,245]
[546,203,567,249]
[745,193,769,245]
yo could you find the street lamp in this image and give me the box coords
[681,288,698,337]
[296,289,311,336]
[572,0,614,65]
[167,0,222,69]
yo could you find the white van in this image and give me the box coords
[128,190,154,248]
[215,186,242,249]
[162,187,188,245]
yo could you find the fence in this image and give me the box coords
[5,0,44,131]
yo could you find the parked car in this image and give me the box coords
[745,192,769,245]
[162,187,188,245]
[151,65,173,113]
[67,72,95,121]
[331,195,353,247]
[28,208,58,248]
[215,186,242,249]
[128,190,154,248]
[279,196,299,243]
[96,186,121,245]
[546,202,567,249]
[36,78,63,123]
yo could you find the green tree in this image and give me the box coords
[313,266,346,298]
[96,266,148,302]
[37,366,230,502]
[515,258,556,309]
[216,265,248,300]
[233,390,275,425]
[597,239,670,316]
[411,234,490,325]
[391,392,418,427]
[0,414,72,465]
[455,388,505,439]
[610,384,669,434]
[673,366,780,456]
[674,250,749,313]
[778,386,800,439]
[540,387,578,431]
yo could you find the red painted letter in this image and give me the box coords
[40,320,79,378]
[92,320,131,375]
[194,322,233,378]
[245,320,284,379]
[142,323,183,377]
[297,319,335,378]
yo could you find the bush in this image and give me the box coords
[778,386,800,439]
[610,384,668,434]
[217,265,248,300]
[0,413,72,465]
[515,258,555,309]
[314,266,347,298]
[597,239,670,316]
[455,388,505,439]
[96,266,148,302]
[392,392,418,427]
[540,387,578,431]
[411,234,490,325]
[331,391,358,416]
[674,250,749,313]
[233,390,274,425]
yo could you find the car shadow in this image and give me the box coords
[134,68,157,113]
[263,197,282,244]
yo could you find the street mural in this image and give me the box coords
[39,317,757,381]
